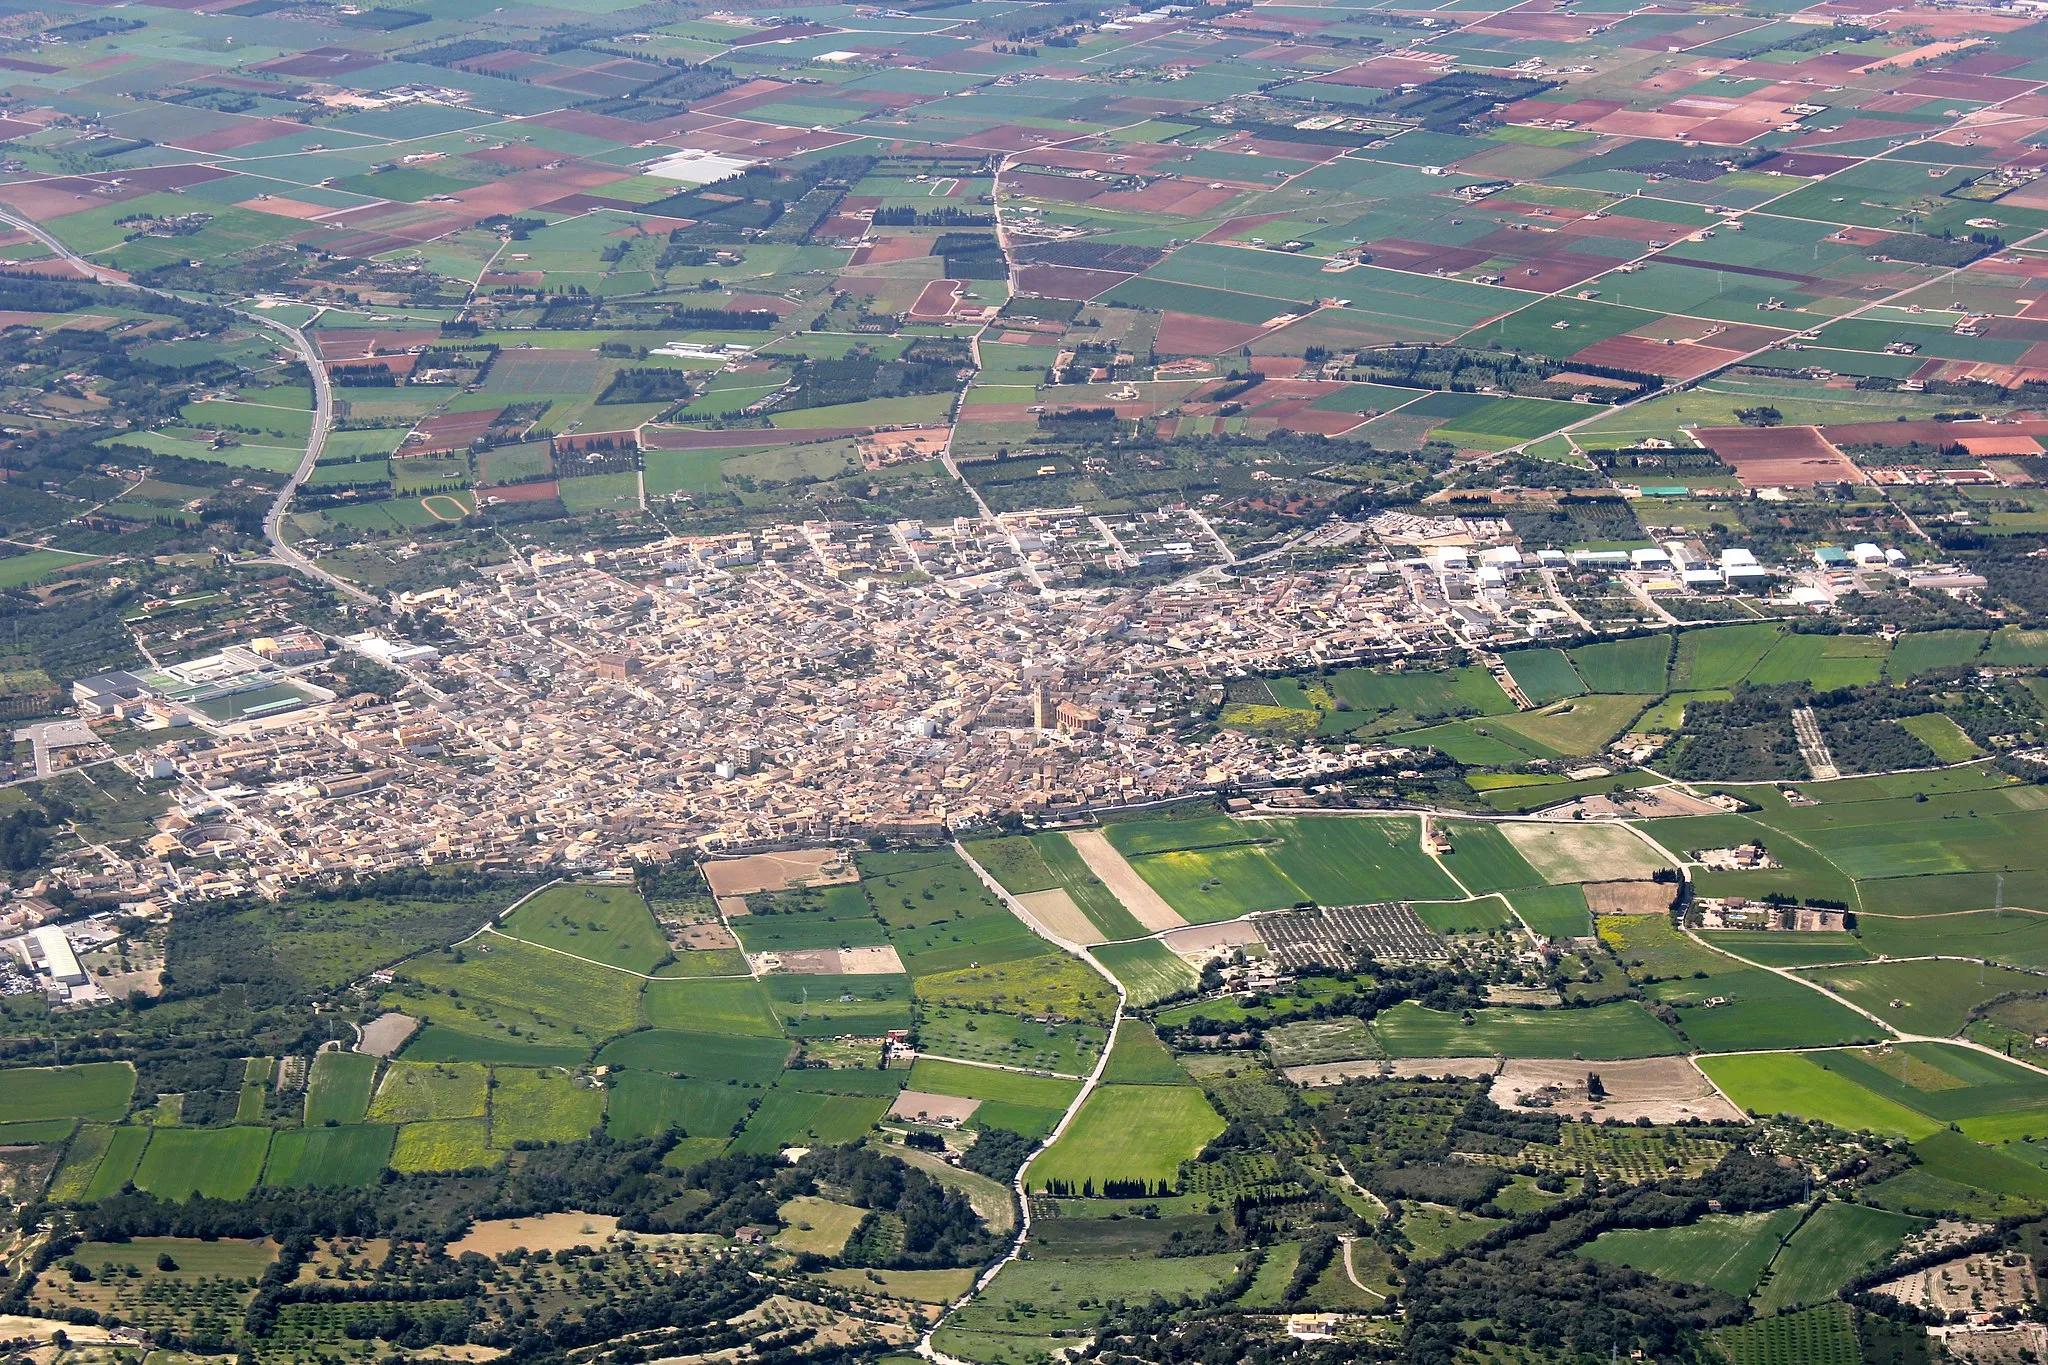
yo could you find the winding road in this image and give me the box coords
[0,207,372,604]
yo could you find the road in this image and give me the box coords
[920,841,1132,1364]
[0,208,373,605]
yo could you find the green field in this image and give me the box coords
[304,1051,379,1126]
[1569,635,1671,694]
[365,1061,488,1122]
[1028,1085,1224,1193]
[1501,648,1586,705]
[133,1127,272,1202]
[261,1125,396,1189]
[595,1028,790,1082]
[391,1118,502,1173]
[1437,821,1543,895]
[729,1090,892,1153]
[1753,1202,1923,1314]
[1109,814,1459,922]
[1372,1000,1683,1058]
[642,977,783,1036]
[490,1067,605,1147]
[1092,939,1199,1006]
[498,883,673,973]
[1700,1053,1944,1140]
[1799,958,2037,1037]
[81,1125,152,1201]
[2,1062,135,1122]
[604,1073,754,1141]
[391,935,644,1047]
[1581,1205,1802,1297]
[1099,1022,1192,1086]
[1672,622,1783,689]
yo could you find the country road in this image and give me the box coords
[0,207,374,605]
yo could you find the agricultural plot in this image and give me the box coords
[1798,959,2039,1038]
[133,1127,272,1202]
[2,1062,135,1122]
[390,936,644,1048]
[1028,1085,1225,1193]
[261,1126,395,1189]
[1581,1205,1802,1297]
[1372,999,1682,1059]
[1754,1203,1924,1314]
[497,883,673,974]
[729,1090,892,1154]
[1092,939,1199,1005]
[304,1051,378,1126]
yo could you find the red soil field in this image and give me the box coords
[1158,311,1267,354]
[1014,265,1131,300]
[849,235,931,265]
[1697,425,1863,487]
[1093,182,1238,215]
[255,47,378,76]
[487,481,560,503]
[909,280,963,321]
[1568,336,1743,381]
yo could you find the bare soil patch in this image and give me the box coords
[1584,881,1676,916]
[1013,888,1103,946]
[888,1090,981,1124]
[1873,1251,2037,1315]
[450,1213,620,1258]
[1697,424,1864,488]
[755,945,906,975]
[356,1012,418,1057]
[1492,1056,1743,1123]
[702,849,857,897]
[1064,830,1186,932]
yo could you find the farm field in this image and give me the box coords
[3,2,2046,1361]
[1580,1205,1802,1297]
[1752,1202,1924,1314]
[1028,1085,1225,1192]
[1372,999,1683,1059]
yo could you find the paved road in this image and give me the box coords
[920,841,1132,1364]
[0,208,373,605]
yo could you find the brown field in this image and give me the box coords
[1064,830,1186,932]
[1697,424,1864,488]
[1492,1056,1744,1123]
[1157,311,1267,355]
[450,1213,621,1258]
[888,1090,980,1124]
[1013,265,1131,300]
[1584,881,1676,916]
[1569,335,1743,380]
[1013,888,1103,946]
[702,848,857,897]
[755,945,906,976]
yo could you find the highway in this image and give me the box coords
[0,207,374,605]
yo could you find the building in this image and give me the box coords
[30,923,85,986]
[72,671,150,716]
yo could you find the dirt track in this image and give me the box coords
[1063,830,1187,932]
